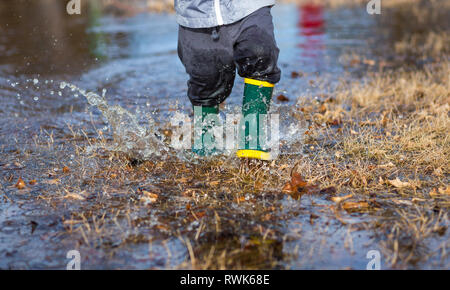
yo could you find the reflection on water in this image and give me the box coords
[0,0,96,75]
[0,1,378,152]
[298,4,325,59]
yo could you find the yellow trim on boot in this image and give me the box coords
[244,78,274,88]
[237,149,271,161]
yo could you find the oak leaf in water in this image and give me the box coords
[363,59,376,66]
[331,194,353,203]
[276,94,289,102]
[15,177,26,190]
[388,177,411,188]
[64,191,86,200]
[141,190,158,204]
[44,179,60,185]
[236,196,246,203]
[342,201,369,211]
[282,172,307,194]
[192,211,206,219]
[291,71,303,78]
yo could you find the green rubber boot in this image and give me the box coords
[192,105,220,156]
[237,78,274,161]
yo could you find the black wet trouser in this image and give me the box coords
[177,6,281,107]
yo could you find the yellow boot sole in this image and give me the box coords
[236,149,271,161]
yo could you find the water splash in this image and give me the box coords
[60,82,165,160]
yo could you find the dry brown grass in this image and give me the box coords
[290,59,449,268]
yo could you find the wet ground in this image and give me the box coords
[0,1,448,269]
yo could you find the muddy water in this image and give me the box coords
[0,2,445,269]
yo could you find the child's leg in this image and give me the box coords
[233,6,281,85]
[233,7,281,160]
[178,26,235,155]
[178,26,236,107]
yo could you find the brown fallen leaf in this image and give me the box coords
[282,172,326,197]
[363,59,376,66]
[141,190,158,204]
[342,201,369,210]
[388,177,411,188]
[64,192,85,200]
[15,177,26,190]
[350,58,360,66]
[236,196,246,203]
[319,187,337,194]
[291,71,303,78]
[192,211,206,219]
[276,94,289,102]
[182,189,197,197]
[282,182,295,194]
[282,172,307,194]
[378,162,395,169]
[331,194,353,203]
[412,197,426,203]
[309,213,319,225]
[291,172,307,187]
[392,199,413,206]
[143,190,158,199]
[29,179,37,185]
[62,166,70,174]
[156,224,169,231]
[44,179,60,185]
[327,118,341,126]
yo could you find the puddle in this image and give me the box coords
[0,1,448,269]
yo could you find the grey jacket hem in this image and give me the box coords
[175,0,276,28]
